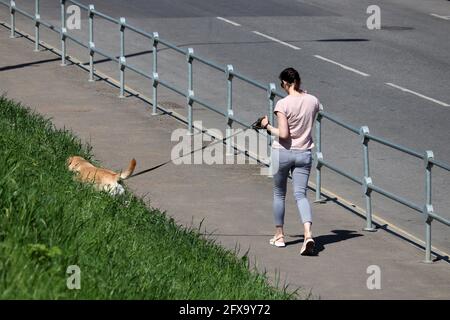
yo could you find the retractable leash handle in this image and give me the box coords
[251,116,267,130]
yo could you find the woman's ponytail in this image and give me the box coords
[279,67,302,93]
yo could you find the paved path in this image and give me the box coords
[0,26,449,299]
[2,0,449,250]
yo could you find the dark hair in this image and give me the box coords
[279,67,301,92]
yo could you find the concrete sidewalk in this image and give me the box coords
[1,26,449,299]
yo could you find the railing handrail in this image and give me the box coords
[67,0,89,11]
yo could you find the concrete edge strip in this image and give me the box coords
[310,182,450,261]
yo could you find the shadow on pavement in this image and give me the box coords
[285,229,364,256]
[0,57,60,72]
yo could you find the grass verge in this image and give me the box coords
[0,95,298,299]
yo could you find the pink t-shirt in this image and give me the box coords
[272,93,320,150]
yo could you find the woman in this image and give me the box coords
[260,67,320,255]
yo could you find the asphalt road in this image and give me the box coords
[1,0,449,252]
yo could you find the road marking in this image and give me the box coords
[385,83,450,107]
[216,17,241,27]
[313,55,370,77]
[430,13,450,20]
[252,31,301,50]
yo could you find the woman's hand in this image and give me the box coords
[260,115,269,128]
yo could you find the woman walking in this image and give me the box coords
[260,67,320,255]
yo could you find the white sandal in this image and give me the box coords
[269,235,286,247]
[300,237,315,255]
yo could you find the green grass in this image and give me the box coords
[0,95,298,299]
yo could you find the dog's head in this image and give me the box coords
[66,156,85,172]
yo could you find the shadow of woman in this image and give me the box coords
[285,230,364,256]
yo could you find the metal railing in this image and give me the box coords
[315,110,450,262]
[1,0,449,263]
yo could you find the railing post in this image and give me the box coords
[186,48,194,135]
[314,104,326,203]
[423,150,434,263]
[267,83,276,177]
[119,56,126,97]
[119,17,126,98]
[361,126,376,231]
[34,0,40,51]
[61,28,67,65]
[60,0,66,65]
[9,0,16,38]
[88,5,95,82]
[267,83,276,150]
[226,64,234,156]
[152,32,159,115]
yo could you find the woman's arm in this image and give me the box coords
[260,112,289,139]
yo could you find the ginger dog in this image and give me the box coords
[67,156,136,196]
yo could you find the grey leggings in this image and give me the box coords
[272,148,312,226]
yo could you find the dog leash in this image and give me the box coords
[128,119,270,180]
[126,160,172,179]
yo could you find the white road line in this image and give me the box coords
[216,17,241,27]
[385,83,450,107]
[252,31,301,50]
[430,13,450,20]
[313,55,370,77]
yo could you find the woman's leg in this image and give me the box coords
[303,222,312,239]
[272,149,291,237]
[291,151,313,238]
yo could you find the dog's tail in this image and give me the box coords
[119,158,137,180]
